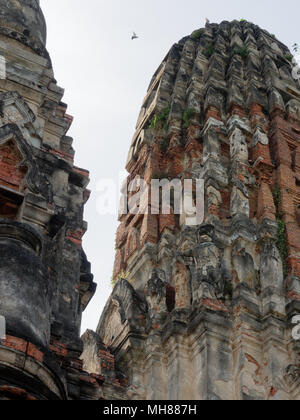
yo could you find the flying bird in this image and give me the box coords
[131,32,139,40]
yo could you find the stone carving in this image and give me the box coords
[250,127,269,148]
[287,99,300,121]
[230,127,249,162]
[285,365,300,385]
[227,116,252,135]
[102,299,123,347]
[146,269,168,319]
[207,184,222,216]
[260,241,283,290]
[0,124,49,198]
[191,225,222,301]
[0,92,43,147]
[232,240,256,288]
[172,261,191,309]
[231,181,250,218]
[238,354,266,400]
[178,226,197,256]
[269,89,285,112]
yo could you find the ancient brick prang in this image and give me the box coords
[85,20,300,400]
[0,0,124,400]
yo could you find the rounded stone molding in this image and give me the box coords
[0,220,50,348]
[0,219,42,256]
[0,0,47,56]
[0,338,67,400]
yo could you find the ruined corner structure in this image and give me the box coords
[83,20,300,400]
[0,0,124,400]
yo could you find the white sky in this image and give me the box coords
[40,0,300,333]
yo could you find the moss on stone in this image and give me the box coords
[224,280,233,299]
[232,46,249,58]
[150,106,170,132]
[191,29,204,40]
[205,43,215,58]
[182,109,195,129]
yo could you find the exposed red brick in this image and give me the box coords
[50,340,68,357]
[0,140,27,191]
[205,106,222,121]
[200,298,229,312]
[27,343,43,363]
[124,228,140,262]
[140,214,158,245]
[257,183,276,221]
[3,335,27,353]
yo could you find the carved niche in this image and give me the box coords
[98,279,147,346]
[0,92,43,148]
[146,269,168,319]
[172,261,191,309]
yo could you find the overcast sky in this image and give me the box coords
[40,0,300,333]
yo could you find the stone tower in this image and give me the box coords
[83,20,300,400]
[0,0,107,400]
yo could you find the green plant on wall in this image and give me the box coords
[205,42,214,58]
[182,108,195,129]
[273,188,281,209]
[111,270,131,287]
[150,106,170,132]
[272,188,288,277]
[285,54,293,63]
[232,45,249,58]
[277,218,288,276]
[224,279,233,300]
[191,29,204,40]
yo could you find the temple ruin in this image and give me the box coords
[0,0,299,401]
